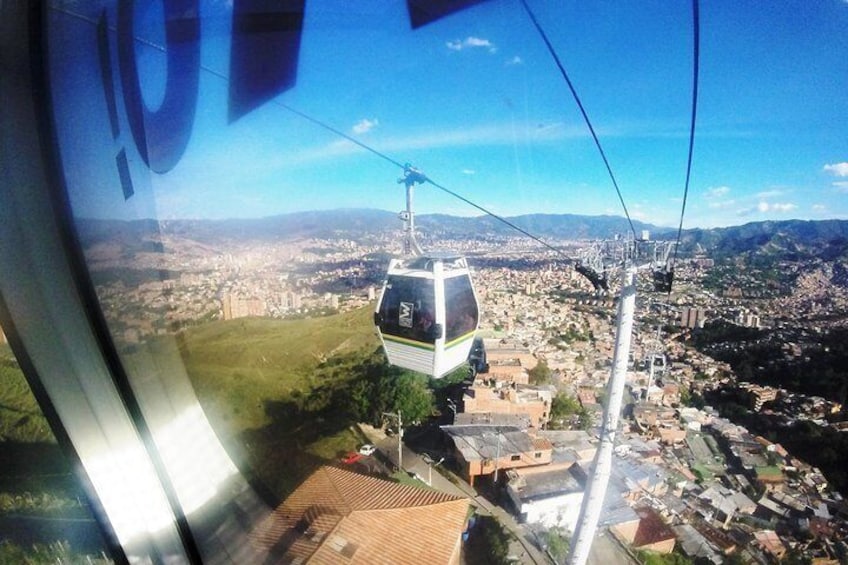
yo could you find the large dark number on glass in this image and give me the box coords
[96,12,135,200]
[228,0,306,123]
[118,0,200,174]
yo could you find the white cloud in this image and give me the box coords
[737,201,797,216]
[757,201,797,213]
[708,199,736,209]
[813,204,827,211]
[446,36,497,53]
[824,162,848,177]
[755,189,783,199]
[505,56,523,66]
[704,186,730,199]
[833,181,848,191]
[461,169,476,175]
[352,118,378,135]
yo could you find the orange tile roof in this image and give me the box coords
[251,466,470,564]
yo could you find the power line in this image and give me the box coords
[519,0,637,240]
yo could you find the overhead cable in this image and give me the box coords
[519,0,637,240]
[53,5,569,258]
[672,0,700,267]
[423,177,566,256]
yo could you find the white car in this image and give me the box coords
[358,444,376,456]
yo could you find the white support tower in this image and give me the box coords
[398,166,426,257]
[567,265,637,565]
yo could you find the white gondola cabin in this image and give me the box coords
[374,255,479,378]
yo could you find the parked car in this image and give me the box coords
[358,444,376,456]
[341,452,363,464]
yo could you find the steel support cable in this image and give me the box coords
[51,5,570,258]
[672,0,700,268]
[519,0,637,241]
[422,177,566,256]
[270,106,568,258]
[664,0,699,338]
[174,36,569,256]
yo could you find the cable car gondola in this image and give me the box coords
[375,255,479,378]
[373,166,480,378]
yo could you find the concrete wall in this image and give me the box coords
[508,489,583,531]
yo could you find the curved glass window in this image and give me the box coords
[0,330,111,562]
[444,275,478,342]
[378,276,437,344]
[0,0,841,563]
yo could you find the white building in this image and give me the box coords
[506,466,584,530]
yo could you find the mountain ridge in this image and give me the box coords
[75,210,848,260]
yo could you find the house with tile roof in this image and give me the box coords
[250,466,470,564]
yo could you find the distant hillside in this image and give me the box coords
[677,219,848,261]
[417,213,659,240]
[75,212,848,263]
[76,209,664,247]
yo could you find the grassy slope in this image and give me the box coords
[178,306,377,429]
[0,346,90,514]
[0,356,53,444]
[177,306,379,498]
[1,307,382,506]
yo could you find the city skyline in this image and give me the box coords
[55,0,848,229]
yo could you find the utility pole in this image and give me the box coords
[423,454,444,486]
[383,410,403,471]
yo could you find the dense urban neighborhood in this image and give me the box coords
[5,213,848,563]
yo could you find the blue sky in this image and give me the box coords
[52,0,848,229]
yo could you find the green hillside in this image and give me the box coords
[177,306,378,431]
[0,347,53,444]
[177,306,384,498]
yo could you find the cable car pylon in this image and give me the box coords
[567,237,675,565]
[398,165,427,257]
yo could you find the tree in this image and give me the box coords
[577,409,594,431]
[465,516,511,565]
[679,386,692,406]
[529,360,552,385]
[544,527,570,561]
[549,393,587,430]
[392,372,435,425]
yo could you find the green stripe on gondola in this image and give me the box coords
[445,331,475,350]
[382,334,436,351]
